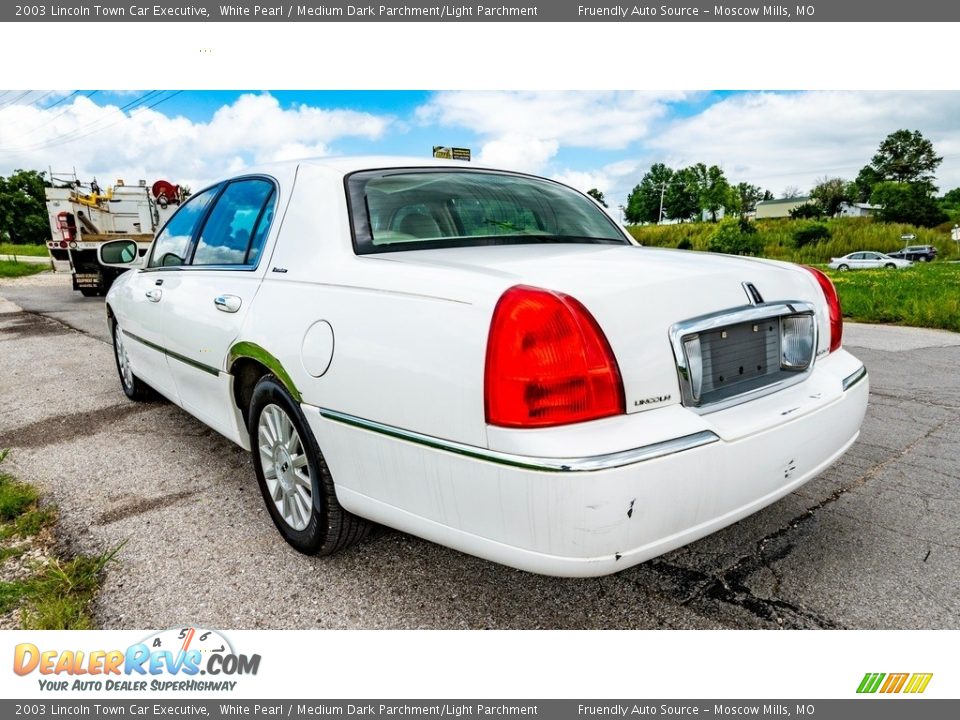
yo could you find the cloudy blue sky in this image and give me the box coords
[1,90,958,206]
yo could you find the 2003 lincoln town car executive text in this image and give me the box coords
[99,157,868,577]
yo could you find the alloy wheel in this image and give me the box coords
[257,403,313,531]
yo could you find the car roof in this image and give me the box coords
[301,155,495,173]
[237,155,498,179]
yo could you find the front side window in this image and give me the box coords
[148,187,217,268]
[347,170,628,254]
[192,179,276,266]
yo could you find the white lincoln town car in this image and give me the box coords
[100,157,868,577]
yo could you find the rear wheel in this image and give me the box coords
[885,263,896,269]
[111,321,155,401]
[249,375,371,555]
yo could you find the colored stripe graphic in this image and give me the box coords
[904,673,934,694]
[857,672,932,694]
[857,673,885,693]
[880,673,908,693]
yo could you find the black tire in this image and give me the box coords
[838,264,849,272]
[111,320,156,401]
[248,375,371,556]
[79,287,100,297]
[885,263,896,269]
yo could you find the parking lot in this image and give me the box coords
[1,272,958,629]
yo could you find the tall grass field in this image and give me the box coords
[629,218,960,333]
[0,260,47,279]
[822,264,960,333]
[628,217,959,264]
[0,243,49,258]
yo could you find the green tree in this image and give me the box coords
[852,165,882,203]
[871,181,948,227]
[810,176,853,217]
[585,188,608,208]
[731,182,767,215]
[789,202,823,220]
[0,169,50,245]
[663,167,700,222]
[706,217,762,256]
[625,163,673,224]
[871,129,942,184]
[689,163,730,222]
[940,187,960,211]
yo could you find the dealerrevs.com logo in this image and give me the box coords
[13,628,260,692]
[857,673,933,694]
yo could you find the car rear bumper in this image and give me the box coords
[303,350,868,577]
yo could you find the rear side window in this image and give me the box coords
[148,188,217,268]
[192,179,276,266]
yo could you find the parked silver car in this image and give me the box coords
[828,252,912,271]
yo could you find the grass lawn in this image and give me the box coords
[0,243,48,257]
[0,260,48,279]
[0,450,119,629]
[822,262,960,333]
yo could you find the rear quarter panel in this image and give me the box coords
[241,165,492,447]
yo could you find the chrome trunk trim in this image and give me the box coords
[669,301,818,415]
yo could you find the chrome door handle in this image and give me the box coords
[145,289,162,302]
[214,295,242,313]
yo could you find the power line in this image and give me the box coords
[0,91,94,147]
[0,90,162,154]
[0,90,32,110]
[25,91,56,108]
[43,90,82,111]
[4,91,183,156]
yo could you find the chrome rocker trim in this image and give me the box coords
[316,407,719,473]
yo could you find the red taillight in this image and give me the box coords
[484,285,625,428]
[803,266,842,353]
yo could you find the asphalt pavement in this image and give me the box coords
[1,272,958,629]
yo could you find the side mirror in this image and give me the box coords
[98,239,142,268]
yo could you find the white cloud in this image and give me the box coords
[418,91,687,174]
[649,91,960,196]
[477,136,559,174]
[551,160,640,198]
[0,93,392,190]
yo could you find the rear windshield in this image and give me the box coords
[346,169,629,254]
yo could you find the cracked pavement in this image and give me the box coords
[1,272,958,629]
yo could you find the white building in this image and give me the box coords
[837,202,882,218]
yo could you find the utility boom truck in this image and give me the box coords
[45,172,181,296]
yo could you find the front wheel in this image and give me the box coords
[838,264,849,272]
[249,375,371,555]
[885,263,896,269]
